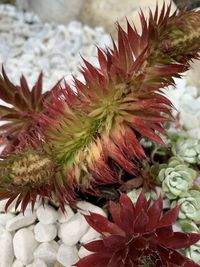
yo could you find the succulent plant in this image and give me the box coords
[171,190,200,222]
[172,137,200,164]
[178,219,200,233]
[0,149,75,211]
[40,4,200,195]
[0,68,50,155]
[76,193,200,267]
[1,3,200,211]
[186,241,200,265]
[157,157,197,199]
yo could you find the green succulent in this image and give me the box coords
[172,190,200,221]
[178,219,199,233]
[171,190,200,222]
[186,241,200,264]
[157,157,197,199]
[172,137,200,164]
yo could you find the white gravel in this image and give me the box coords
[0,197,105,267]
[0,4,112,91]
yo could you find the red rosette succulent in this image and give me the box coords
[76,193,200,267]
[0,67,50,155]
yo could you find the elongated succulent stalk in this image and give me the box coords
[76,193,200,266]
[41,4,200,192]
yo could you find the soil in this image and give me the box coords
[174,0,200,9]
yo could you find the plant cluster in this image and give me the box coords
[1,2,200,266]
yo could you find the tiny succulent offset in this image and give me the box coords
[1,2,200,266]
[157,157,197,199]
[172,137,200,164]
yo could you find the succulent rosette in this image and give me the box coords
[157,157,197,199]
[172,137,200,164]
[76,193,200,267]
[171,190,200,222]
[186,241,200,265]
[0,69,50,155]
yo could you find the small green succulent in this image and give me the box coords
[186,241,200,264]
[157,157,197,199]
[171,190,200,222]
[172,137,200,164]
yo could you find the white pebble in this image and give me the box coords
[34,241,59,267]
[80,227,101,244]
[57,245,79,266]
[36,205,58,224]
[13,228,38,265]
[0,199,16,213]
[0,230,14,267]
[78,246,93,258]
[0,213,15,226]
[57,205,75,223]
[77,201,106,217]
[34,222,57,242]
[27,259,47,267]
[58,213,89,246]
[6,211,36,231]
[11,259,24,267]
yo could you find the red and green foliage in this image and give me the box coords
[0,3,200,213]
[41,4,200,192]
[77,193,200,267]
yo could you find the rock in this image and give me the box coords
[6,211,36,231]
[54,262,64,267]
[33,241,59,267]
[12,259,24,267]
[185,60,200,95]
[28,259,47,267]
[80,227,101,244]
[0,230,14,267]
[57,245,79,266]
[58,213,89,246]
[13,228,39,265]
[0,5,112,92]
[0,199,16,213]
[79,0,177,38]
[77,201,106,217]
[57,205,75,223]
[0,213,15,226]
[78,246,93,258]
[34,222,57,242]
[16,0,83,24]
[36,205,58,224]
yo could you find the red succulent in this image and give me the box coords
[76,193,200,267]
[0,148,75,212]
[0,67,50,155]
[40,4,200,194]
